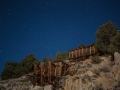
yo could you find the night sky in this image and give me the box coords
[0,0,120,73]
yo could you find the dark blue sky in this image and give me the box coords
[0,0,120,73]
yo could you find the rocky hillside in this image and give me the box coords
[1,52,120,90]
[57,52,120,90]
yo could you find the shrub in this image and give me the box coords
[99,67,110,72]
[1,54,40,80]
[92,68,100,75]
[77,68,86,74]
[73,75,80,80]
[91,56,102,64]
[81,75,91,84]
[113,76,120,90]
[94,83,104,90]
[86,64,92,68]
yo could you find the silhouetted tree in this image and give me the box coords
[43,56,53,62]
[18,54,40,73]
[1,54,40,80]
[61,52,69,60]
[56,51,62,61]
[95,21,118,53]
[1,61,18,80]
[108,31,120,54]
[56,51,69,61]
[78,44,84,48]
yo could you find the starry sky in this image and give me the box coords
[0,0,120,73]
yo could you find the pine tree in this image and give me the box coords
[95,21,118,53]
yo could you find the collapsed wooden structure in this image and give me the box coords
[29,45,98,86]
[69,45,97,61]
[31,61,70,86]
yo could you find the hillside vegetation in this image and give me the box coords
[1,54,40,80]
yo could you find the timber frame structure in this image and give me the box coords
[30,61,70,86]
[29,45,98,86]
[69,45,98,61]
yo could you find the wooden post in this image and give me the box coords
[86,47,87,54]
[79,48,80,57]
[40,63,43,86]
[34,76,37,86]
[90,46,91,54]
[72,50,73,59]
[76,50,77,57]
[34,64,37,75]
[93,46,95,53]
[82,47,83,55]
[48,61,52,84]
[86,47,87,59]
[33,64,36,85]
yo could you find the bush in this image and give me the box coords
[92,68,100,75]
[113,76,120,90]
[73,75,80,80]
[81,75,91,84]
[1,61,18,80]
[1,54,40,80]
[99,67,110,72]
[91,56,102,64]
[94,83,104,90]
[77,68,86,74]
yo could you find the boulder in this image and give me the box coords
[114,52,120,65]
[44,85,53,90]
[32,86,43,90]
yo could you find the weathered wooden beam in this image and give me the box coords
[41,63,43,86]
[72,50,73,59]
[48,61,52,84]
[79,48,80,57]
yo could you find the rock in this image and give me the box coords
[58,76,67,88]
[114,52,120,65]
[32,86,43,90]
[111,52,120,81]
[44,85,53,90]
[86,71,95,76]
[0,85,6,90]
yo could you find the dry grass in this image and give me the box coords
[73,75,80,80]
[91,56,103,64]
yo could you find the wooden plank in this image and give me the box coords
[40,63,43,86]
[48,61,52,84]
[72,51,73,59]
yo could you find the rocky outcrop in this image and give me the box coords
[0,75,53,90]
[112,52,120,90]
[1,53,120,90]
[0,76,33,90]
[114,52,120,65]
[58,53,120,90]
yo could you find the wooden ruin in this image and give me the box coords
[69,45,97,61]
[29,45,98,86]
[31,61,70,86]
